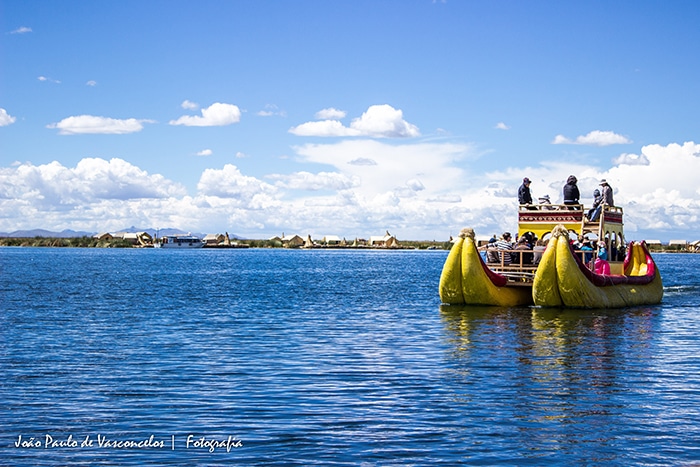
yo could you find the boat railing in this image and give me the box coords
[484,248,599,284]
[519,203,583,211]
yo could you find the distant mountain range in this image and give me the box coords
[0,227,240,239]
[0,228,96,238]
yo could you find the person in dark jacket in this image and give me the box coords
[518,177,533,205]
[563,175,580,208]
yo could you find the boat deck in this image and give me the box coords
[484,203,627,286]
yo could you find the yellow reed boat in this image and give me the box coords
[439,203,663,308]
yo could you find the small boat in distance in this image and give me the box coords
[155,235,204,249]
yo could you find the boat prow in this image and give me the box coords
[532,225,663,308]
[439,228,533,307]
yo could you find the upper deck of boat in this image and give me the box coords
[517,203,623,241]
[483,203,626,285]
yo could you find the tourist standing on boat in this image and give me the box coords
[518,177,533,205]
[563,175,580,207]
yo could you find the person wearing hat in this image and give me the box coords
[589,179,614,222]
[538,194,555,210]
[594,246,610,275]
[600,179,614,207]
[518,177,533,205]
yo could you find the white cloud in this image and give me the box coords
[552,130,632,146]
[315,108,346,120]
[197,164,277,202]
[289,104,420,138]
[289,120,360,137]
[86,80,97,87]
[3,140,700,243]
[0,108,16,126]
[170,102,241,126]
[613,152,650,166]
[38,76,61,84]
[495,122,510,130]
[0,158,185,206]
[293,139,472,202]
[266,171,360,191]
[257,104,286,117]
[47,115,153,135]
[350,104,420,138]
[196,149,213,157]
[9,26,32,34]
[181,100,199,110]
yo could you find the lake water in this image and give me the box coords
[1,247,700,466]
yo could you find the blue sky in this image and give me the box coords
[2,1,700,241]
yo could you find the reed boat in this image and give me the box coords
[532,225,662,308]
[439,203,663,308]
[439,228,533,306]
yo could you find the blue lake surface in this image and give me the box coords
[1,247,700,466]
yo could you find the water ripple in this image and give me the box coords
[2,248,700,465]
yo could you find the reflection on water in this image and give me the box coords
[439,304,665,464]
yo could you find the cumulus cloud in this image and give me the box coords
[495,122,510,130]
[0,108,16,126]
[315,108,346,120]
[197,164,277,202]
[552,130,632,146]
[0,158,186,205]
[170,102,241,126]
[613,152,650,166]
[196,149,213,157]
[350,105,420,138]
[47,115,153,135]
[602,142,700,238]
[293,139,472,203]
[86,80,97,86]
[289,104,420,138]
[4,134,700,243]
[289,120,360,137]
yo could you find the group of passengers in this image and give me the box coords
[482,231,546,267]
[481,230,613,275]
[518,176,615,220]
[483,175,618,272]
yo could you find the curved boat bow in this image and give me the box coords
[532,225,663,308]
[439,228,533,307]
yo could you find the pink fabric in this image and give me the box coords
[594,258,610,275]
